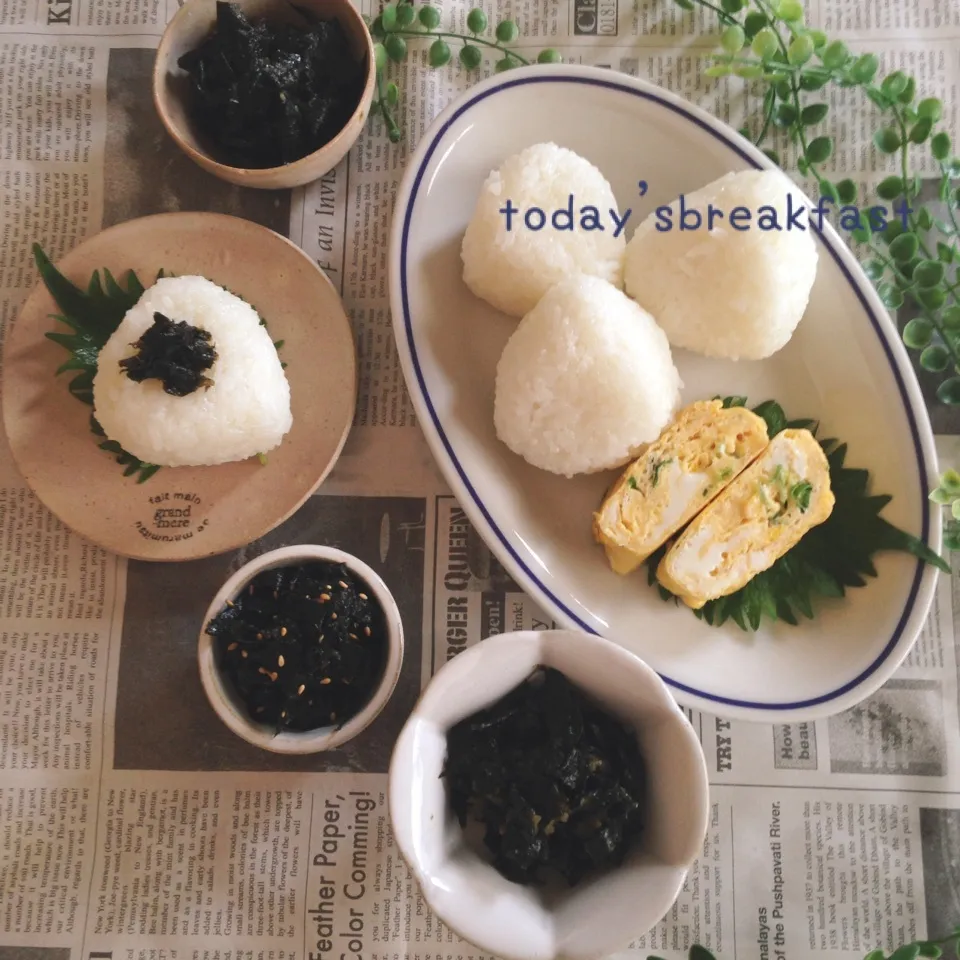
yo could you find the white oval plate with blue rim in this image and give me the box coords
[388,64,942,723]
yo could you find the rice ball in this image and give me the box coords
[494,274,682,478]
[461,142,627,319]
[93,275,292,467]
[623,169,819,360]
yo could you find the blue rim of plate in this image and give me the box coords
[397,71,932,712]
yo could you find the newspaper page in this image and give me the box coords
[2,0,960,958]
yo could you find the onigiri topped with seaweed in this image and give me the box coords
[92,275,292,468]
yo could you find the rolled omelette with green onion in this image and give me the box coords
[592,399,770,575]
[656,428,835,609]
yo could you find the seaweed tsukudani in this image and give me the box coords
[441,667,647,887]
[206,560,389,732]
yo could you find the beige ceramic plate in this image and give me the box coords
[3,212,357,562]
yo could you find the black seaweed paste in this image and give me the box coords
[206,561,389,733]
[177,1,367,169]
[442,667,647,887]
[120,312,217,397]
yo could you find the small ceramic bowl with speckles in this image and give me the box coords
[198,544,404,753]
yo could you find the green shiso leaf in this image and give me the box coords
[35,243,161,482]
[648,397,950,631]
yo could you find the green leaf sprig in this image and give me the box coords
[366,3,561,141]
[675,0,960,407]
[929,468,960,551]
[646,396,950,631]
[650,927,960,960]
[33,243,161,483]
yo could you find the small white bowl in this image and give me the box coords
[388,629,710,960]
[198,544,403,753]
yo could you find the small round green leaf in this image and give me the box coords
[836,178,857,203]
[909,118,933,144]
[537,47,562,63]
[918,286,947,310]
[944,525,960,550]
[898,76,917,103]
[774,103,797,127]
[876,175,903,200]
[806,136,833,164]
[721,0,743,11]
[916,208,933,231]
[673,0,695,9]
[878,282,904,309]
[882,219,905,244]
[890,232,919,262]
[466,7,488,32]
[720,24,745,53]
[495,19,519,42]
[849,53,879,83]
[903,317,934,349]
[396,3,417,27]
[808,29,827,49]
[428,38,450,66]
[796,156,809,176]
[373,41,387,70]
[931,486,953,504]
[942,378,960,406]
[380,3,398,30]
[921,345,951,372]
[888,935,923,957]
[776,0,803,19]
[865,86,890,110]
[874,127,901,153]
[932,132,952,160]
[418,4,441,27]
[918,97,943,121]
[384,33,407,61]
[800,72,829,91]
[915,259,945,288]
[788,35,814,65]
[801,102,829,125]
[942,468,960,493]
[818,179,840,203]
[751,27,779,61]
[689,946,718,960]
[851,222,872,244]
[743,11,768,37]
[944,306,960,329]
[821,39,848,69]
[880,70,908,99]
[864,258,885,280]
[704,64,732,78]
[460,43,483,67]
[495,55,514,71]
[763,148,781,165]
[938,242,957,263]
[385,81,399,105]
[734,64,764,79]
